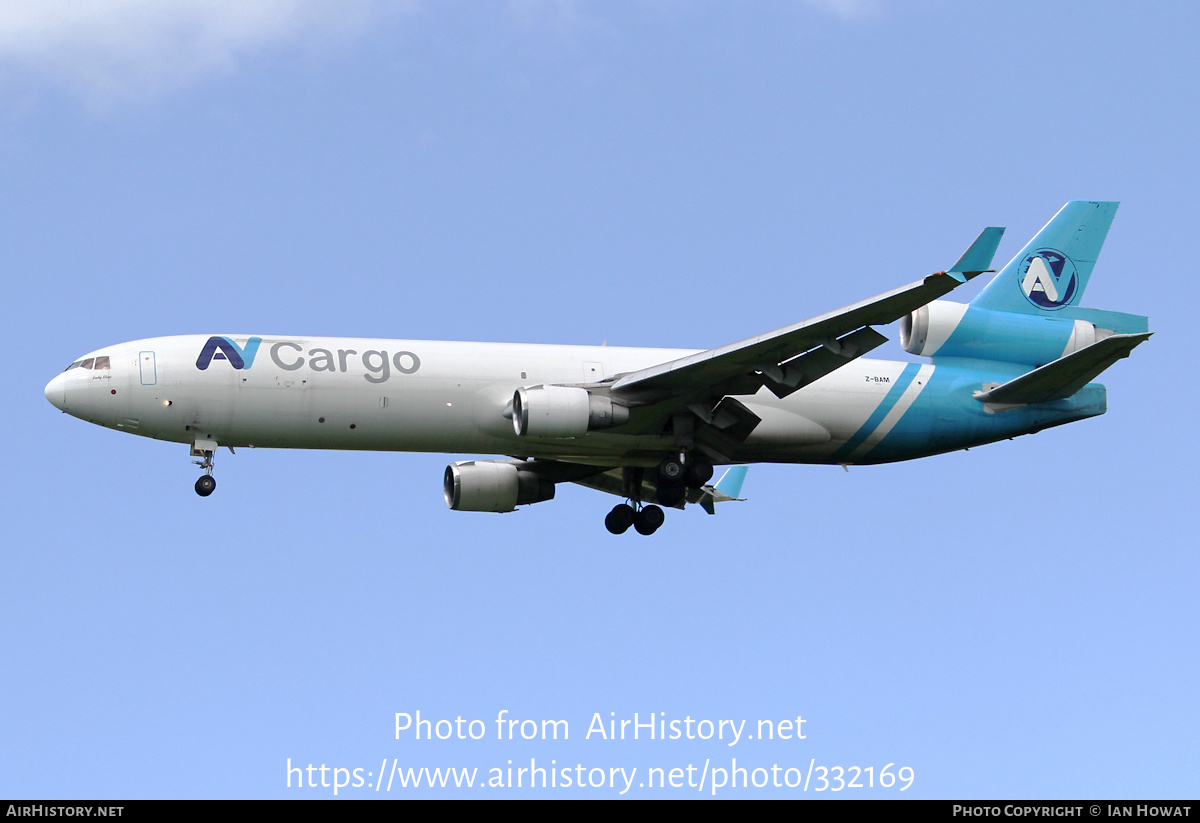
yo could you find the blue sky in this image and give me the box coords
[2,0,1196,799]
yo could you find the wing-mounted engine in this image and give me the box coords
[512,385,629,437]
[901,300,1103,366]
[444,460,556,512]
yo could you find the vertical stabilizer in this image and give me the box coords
[972,201,1119,315]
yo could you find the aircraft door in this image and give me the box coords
[139,351,157,385]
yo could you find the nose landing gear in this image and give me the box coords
[191,439,219,497]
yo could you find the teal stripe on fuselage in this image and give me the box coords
[850,365,1107,465]
[831,363,920,463]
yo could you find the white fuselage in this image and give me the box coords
[45,334,927,467]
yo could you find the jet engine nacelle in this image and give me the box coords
[443,460,555,512]
[900,300,1101,366]
[512,385,630,437]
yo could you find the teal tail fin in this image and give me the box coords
[972,201,1119,315]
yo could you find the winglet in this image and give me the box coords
[699,466,749,515]
[947,226,1006,282]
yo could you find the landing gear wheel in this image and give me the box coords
[195,475,217,497]
[605,504,636,535]
[685,457,714,489]
[657,457,685,484]
[655,481,686,507]
[634,505,665,535]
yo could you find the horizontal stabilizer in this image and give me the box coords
[714,465,748,498]
[698,466,748,515]
[949,226,1006,278]
[973,332,1151,405]
[1056,306,1150,335]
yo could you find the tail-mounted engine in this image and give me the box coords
[444,460,556,513]
[900,300,1102,366]
[512,385,630,437]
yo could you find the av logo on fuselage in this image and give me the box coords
[196,336,263,370]
[1018,248,1077,310]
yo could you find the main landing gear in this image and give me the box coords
[653,453,713,507]
[605,503,666,536]
[603,454,715,535]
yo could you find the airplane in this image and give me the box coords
[44,201,1150,535]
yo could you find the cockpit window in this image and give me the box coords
[64,356,110,371]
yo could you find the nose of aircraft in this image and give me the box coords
[44,373,67,411]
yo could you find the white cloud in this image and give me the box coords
[0,0,409,106]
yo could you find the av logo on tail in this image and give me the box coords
[195,336,263,370]
[1019,249,1078,309]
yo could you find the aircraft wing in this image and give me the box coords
[609,227,1004,405]
[569,468,671,507]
